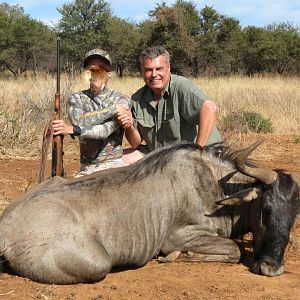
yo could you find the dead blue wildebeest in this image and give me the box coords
[0,142,299,284]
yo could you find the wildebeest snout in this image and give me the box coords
[252,257,284,277]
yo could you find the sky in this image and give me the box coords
[3,0,300,28]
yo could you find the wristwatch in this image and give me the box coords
[72,125,81,136]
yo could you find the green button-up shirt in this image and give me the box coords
[131,74,222,151]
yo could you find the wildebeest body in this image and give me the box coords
[0,143,299,283]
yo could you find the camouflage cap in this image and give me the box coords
[83,49,112,70]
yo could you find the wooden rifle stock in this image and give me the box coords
[52,37,64,177]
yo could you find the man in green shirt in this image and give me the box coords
[116,45,222,159]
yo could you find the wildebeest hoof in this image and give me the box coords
[186,251,194,257]
[258,261,284,277]
[157,250,181,263]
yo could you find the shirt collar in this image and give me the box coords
[163,74,172,97]
[85,85,109,98]
[144,74,172,104]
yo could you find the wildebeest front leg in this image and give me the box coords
[160,228,241,264]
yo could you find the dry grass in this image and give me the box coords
[196,76,300,134]
[0,198,9,214]
[288,221,300,258]
[0,74,299,157]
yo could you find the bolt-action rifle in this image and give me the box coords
[51,37,64,177]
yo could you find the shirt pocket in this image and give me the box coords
[135,117,155,148]
[158,117,180,144]
[135,116,155,129]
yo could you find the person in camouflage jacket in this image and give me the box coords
[53,49,134,177]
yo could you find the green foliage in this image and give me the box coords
[294,136,300,144]
[145,1,199,76]
[107,17,141,76]
[197,6,244,75]
[242,23,300,75]
[222,111,273,133]
[57,0,112,69]
[263,23,300,74]
[217,17,243,74]
[0,1,299,76]
[241,26,267,75]
[0,3,55,76]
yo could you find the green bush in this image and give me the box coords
[294,136,300,144]
[222,111,273,133]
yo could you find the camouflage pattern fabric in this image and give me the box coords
[74,158,128,178]
[68,87,130,166]
[83,48,112,68]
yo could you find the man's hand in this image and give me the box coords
[115,105,133,128]
[115,105,143,148]
[53,120,74,135]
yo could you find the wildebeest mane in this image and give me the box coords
[127,142,201,182]
[67,142,255,190]
[64,143,202,190]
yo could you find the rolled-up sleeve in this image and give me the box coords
[178,80,208,123]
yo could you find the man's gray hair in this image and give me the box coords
[139,46,170,66]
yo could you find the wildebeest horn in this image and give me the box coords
[235,140,278,185]
[216,187,262,206]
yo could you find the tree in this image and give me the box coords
[1,1,299,76]
[197,6,222,75]
[107,17,141,76]
[217,16,243,74]
[263,23,300,74]
[242,26,267,75]
[0,3,55,76]
[174,0,201,36]
[57,0,112,71]
[0,3,24,75]
[145,1,199,76]
[242,23,300,75]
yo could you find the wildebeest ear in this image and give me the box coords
[216,187,262,206]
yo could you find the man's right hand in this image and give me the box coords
[115,105,143,148]
[53,120,74,136]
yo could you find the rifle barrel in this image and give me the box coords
[52,36,64,177]
[56,37,60,94]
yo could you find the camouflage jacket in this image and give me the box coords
[68,87,130,164]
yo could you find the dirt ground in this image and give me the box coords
[0,134,299,300]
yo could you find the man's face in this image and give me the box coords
[142,55,171,96]
[85,57,109,95]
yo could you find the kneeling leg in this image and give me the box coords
[161,228,241,264]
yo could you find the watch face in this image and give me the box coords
[74,126,81,136]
